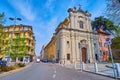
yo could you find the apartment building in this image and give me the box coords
[98,28,110,61]
[1,24,35,61]
[44,34,56,60]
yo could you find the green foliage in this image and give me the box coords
[0,27,8,56]
[0,30,10,56]
[0,64,25,72]
[0,12,7,57]
[112,37,120,49]
[10,36,28,59]
[16,63,25,67]
[91,16,116,33]
[1,66,15,72]
[113,25,120,37]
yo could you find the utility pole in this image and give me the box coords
[106,38,117,80]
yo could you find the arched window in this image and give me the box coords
[79,21,83,29]
[67,41,70,48]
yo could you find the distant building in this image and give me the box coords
[98,28,110,61]
[40,45,46,59]
[55,7,99,64]
[44,34,56,60]
[1,24,35,61]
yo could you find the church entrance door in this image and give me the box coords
[82,47,86,63]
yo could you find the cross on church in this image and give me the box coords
[79,4,81,8]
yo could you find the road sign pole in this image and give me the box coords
[106,38,117,79]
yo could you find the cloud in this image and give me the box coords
[45,0,55,13]
[46,17,58,33]
[7,0,36,21]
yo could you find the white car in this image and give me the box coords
[36,59,40,63]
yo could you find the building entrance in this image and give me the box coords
[82,47,87,63]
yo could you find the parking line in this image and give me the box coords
[52,74,56,79]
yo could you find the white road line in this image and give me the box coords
[54,70,56,73]
[52,74,56,79]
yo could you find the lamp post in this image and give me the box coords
[7,17,21,61]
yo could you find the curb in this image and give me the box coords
[60,65,120,80]
[77,69,120,79]
[0,63,32,77]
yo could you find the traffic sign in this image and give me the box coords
[106,38,110,41]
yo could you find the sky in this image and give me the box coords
[0,0,106,56]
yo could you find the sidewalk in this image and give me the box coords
[60,63,120,79]
[0,62,33,77]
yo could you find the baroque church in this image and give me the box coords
[55,7,100,64]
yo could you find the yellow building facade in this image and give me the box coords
[44,34,56,60]
[1,24,35,60]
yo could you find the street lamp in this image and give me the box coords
[7,17,21,61]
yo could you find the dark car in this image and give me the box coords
[2,60,7,66]
[0,60,7,66]
[41,59,48,63]
[55,59,59,63]
[0,59,2,65]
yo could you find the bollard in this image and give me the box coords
[94,62,98,72]
[82,62,85,70]
[74,61,76,69]
[115,63,120,77]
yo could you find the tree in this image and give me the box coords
[113,25,120,37]
[91,16,116,34]
[106,0,120,25]
[111,25,120,49]
[10,35,28,59]
[0,12,5,25]
[0,12,6,58]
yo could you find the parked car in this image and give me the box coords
[0,60,7,66]
[36,58,40,63]
[0,59,2,65]
[55,59,59,63]
[41,59,48,63]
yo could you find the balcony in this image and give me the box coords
[25,35,34,40]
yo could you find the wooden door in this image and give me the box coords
[82,47,86,63]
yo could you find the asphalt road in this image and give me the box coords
[0,62,114,80]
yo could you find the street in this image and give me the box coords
[0,63,114,80]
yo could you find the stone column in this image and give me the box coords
[69,12,74,29]
[88,37,93,63]
[91,38,95,62]
[86,44,89,63]
[74,14,77,29]
[71,32,76,63]
[60,34,66,64]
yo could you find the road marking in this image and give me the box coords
[54,70,56,73]
[52,74,56,79]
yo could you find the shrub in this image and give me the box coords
[8,66,16,70]
[1,66,11,72]
[17,63,25,67]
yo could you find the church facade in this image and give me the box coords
[55,7,100,64]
